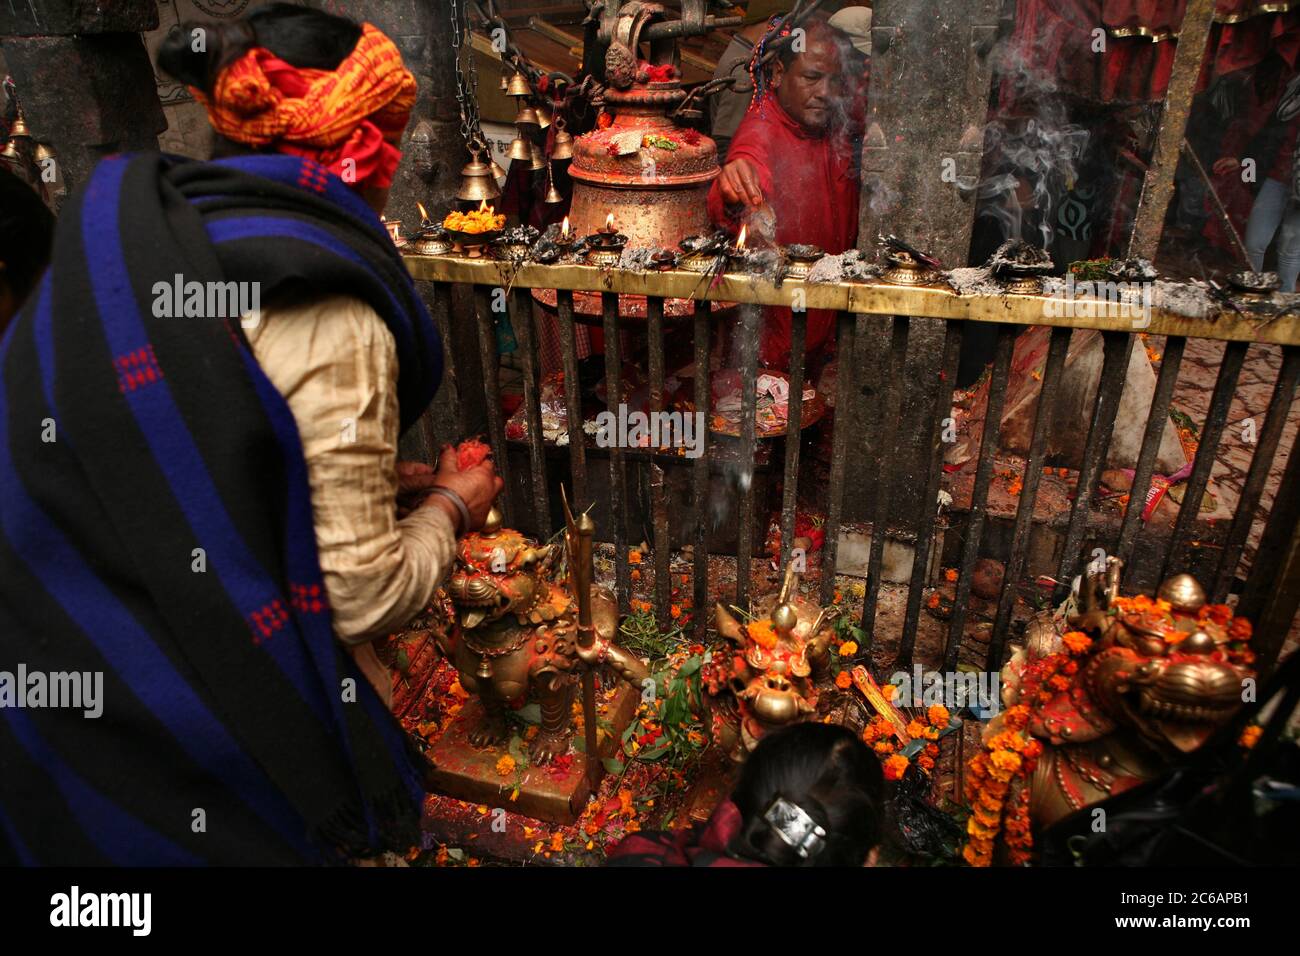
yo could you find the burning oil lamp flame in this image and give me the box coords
[478,199,489,213]
[736,224,747,253]
[603,213,615,233]
[415,201,431,228]
[561,216,571,240]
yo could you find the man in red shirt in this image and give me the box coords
[707,19,861,370]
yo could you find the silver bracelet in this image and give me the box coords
[428,486,471,533]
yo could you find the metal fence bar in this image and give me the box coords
[1162,340,1248,579]
[692,299,711,622]
[989,326,1072,669]
[472,285,512,524]
[820,311,858,605]
[646,295,672,631]
[897,321,963,670]
[1211,346,1300,602]
[1055,331,1135,594]
[511,288,550,538]
[404,257,1300,346]
[556,289,589,509]
[736,303,761,610]
[1116,334,1186,575]
[602,292,630,615]
[860,316,910,643]
[780,309,808,570]
[1238,425,1300,674]
[427,281,465,437]
[944,322,1014,671]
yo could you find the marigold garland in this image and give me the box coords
[963,598,1255,866]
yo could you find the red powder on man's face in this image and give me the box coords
[456,438,492,470]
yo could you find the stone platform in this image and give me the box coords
[426,682,640,826]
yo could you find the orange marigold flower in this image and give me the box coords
[1062,631,1092,655]
[550,833,565,852]
[1048,674,1071,692]
[628,551,642,565]
[874,740,895,754]
[1239,725,1262,749]
[917,754,935,771]
[838,640,859,657]
[1164,629,1187,645]
[670,604,682,619]
[927,704,950,727]
[746,619,778,649]
[925,743,939,758]
[883,755,910,780]
[906,719,926,738]
[1200,603,1232,626]
[495,754,516,777]
[944,567,958,583]
[927,593,941,609]
[1229,617,1252,641]
[881,683,898,702]
[835,671,853,690]
[1004,704,1031,730]
[990,750,1023,774]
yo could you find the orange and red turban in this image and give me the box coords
[191,22,417,190]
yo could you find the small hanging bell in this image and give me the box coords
[551,124,574,161]
[514,101,541,127]
[506,71,532,97]
[0,139,20,162]
[507,133,532,162]
[8,111,32,140]
[489,156,507,184]
[537,103,553,130]
[455,146,501,202]
[499,71,510,92]
[543,164,564,204]
[528,141,546,172]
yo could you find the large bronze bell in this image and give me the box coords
[528,140,546,172]
[505,71,532,97]
[455,147,501,203]
[565,6,719,249]
[551,120,574,161]
[7,111,32,140]
[507,133,532,162]
[514,102,541,127]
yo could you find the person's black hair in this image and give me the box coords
[728,722,884,866]
[775,17,838,69]
[157,2,362,96]
[0,165,54,320]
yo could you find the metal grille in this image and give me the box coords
[409,256,1300,677]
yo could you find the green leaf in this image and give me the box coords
[678,655,703,677]
[515,702,542,724]
[640,743,671,760]
[900,739,925,758]
[602,757,625,774]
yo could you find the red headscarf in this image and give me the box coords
[191,22,417,190]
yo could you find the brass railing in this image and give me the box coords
[407,253,1300,676]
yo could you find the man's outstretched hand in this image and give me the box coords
[426,444,504,532]
[717,157,764,208]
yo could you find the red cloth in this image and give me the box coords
[707,97,859,369]
[1000,0,1300,108]
[605,799,762,866]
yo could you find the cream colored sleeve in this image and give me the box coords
[245,293,457,644]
